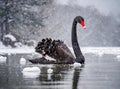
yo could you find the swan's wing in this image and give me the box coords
[29,57,55,64]
[55,43,75,60]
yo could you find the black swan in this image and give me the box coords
[29,16,86,64]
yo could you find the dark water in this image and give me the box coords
[0,53,120,89]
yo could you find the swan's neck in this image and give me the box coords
[71,20,83,59]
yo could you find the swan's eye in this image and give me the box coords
[80,20,86,29]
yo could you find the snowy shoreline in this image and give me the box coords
[0,47,35,54]
[0,47,120,55]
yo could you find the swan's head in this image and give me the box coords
[76,16,86,29]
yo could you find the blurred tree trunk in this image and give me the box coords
[0,23,4,41]
[4,17,10,34]
[4,0,10,34]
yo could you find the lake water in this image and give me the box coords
[0,53,120,89]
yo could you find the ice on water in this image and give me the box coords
[22,67,41,78]
[47,68,53,74]
[20,57,26,65]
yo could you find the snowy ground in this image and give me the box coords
[0,47,35,54]
[0,41,35,54]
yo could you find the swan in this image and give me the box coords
[29,16,86,64]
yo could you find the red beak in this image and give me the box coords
[80,20,86,29]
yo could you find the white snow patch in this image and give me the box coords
[0,47,120,56]
[97,52,104,57]
[47,68,53,74]
[0,42,6,49]
[14,42,23,48]
[70,47,120,55]
[73,62,81,68]
[116,55,120,61]
[47,68,53,80]
[20,57,26,65]
[8,19,13,23]
[0,47,34,54]
[22,67,40,78]
[4,33,16,41]
[0,56,7,63]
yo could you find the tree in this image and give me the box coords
[0,0,52,46]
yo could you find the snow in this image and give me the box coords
[70,47,120,55]
[47,68,53,80]
[0,46,120,55]
[73,62,82,68]
[0,41,35,54]
[0,42,6,49]
[22,67,40,72]
[0,46,34,54]
[47,68,53,74]
[0,56,7,63]
[20,57,26,65]
[116,55,120,61]
[22,67,41,78]
[4,33,16,41]
[14,42,23,48]
[0,40,120,56]
[116,55,120,59]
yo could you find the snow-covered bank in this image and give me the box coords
[0,42,6,49]
[85,47,120,55]
[71,47,120,55]
[0,47,35,54]
[0,47,120,55]
[0,56,7,63]
[0,40,34,54]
